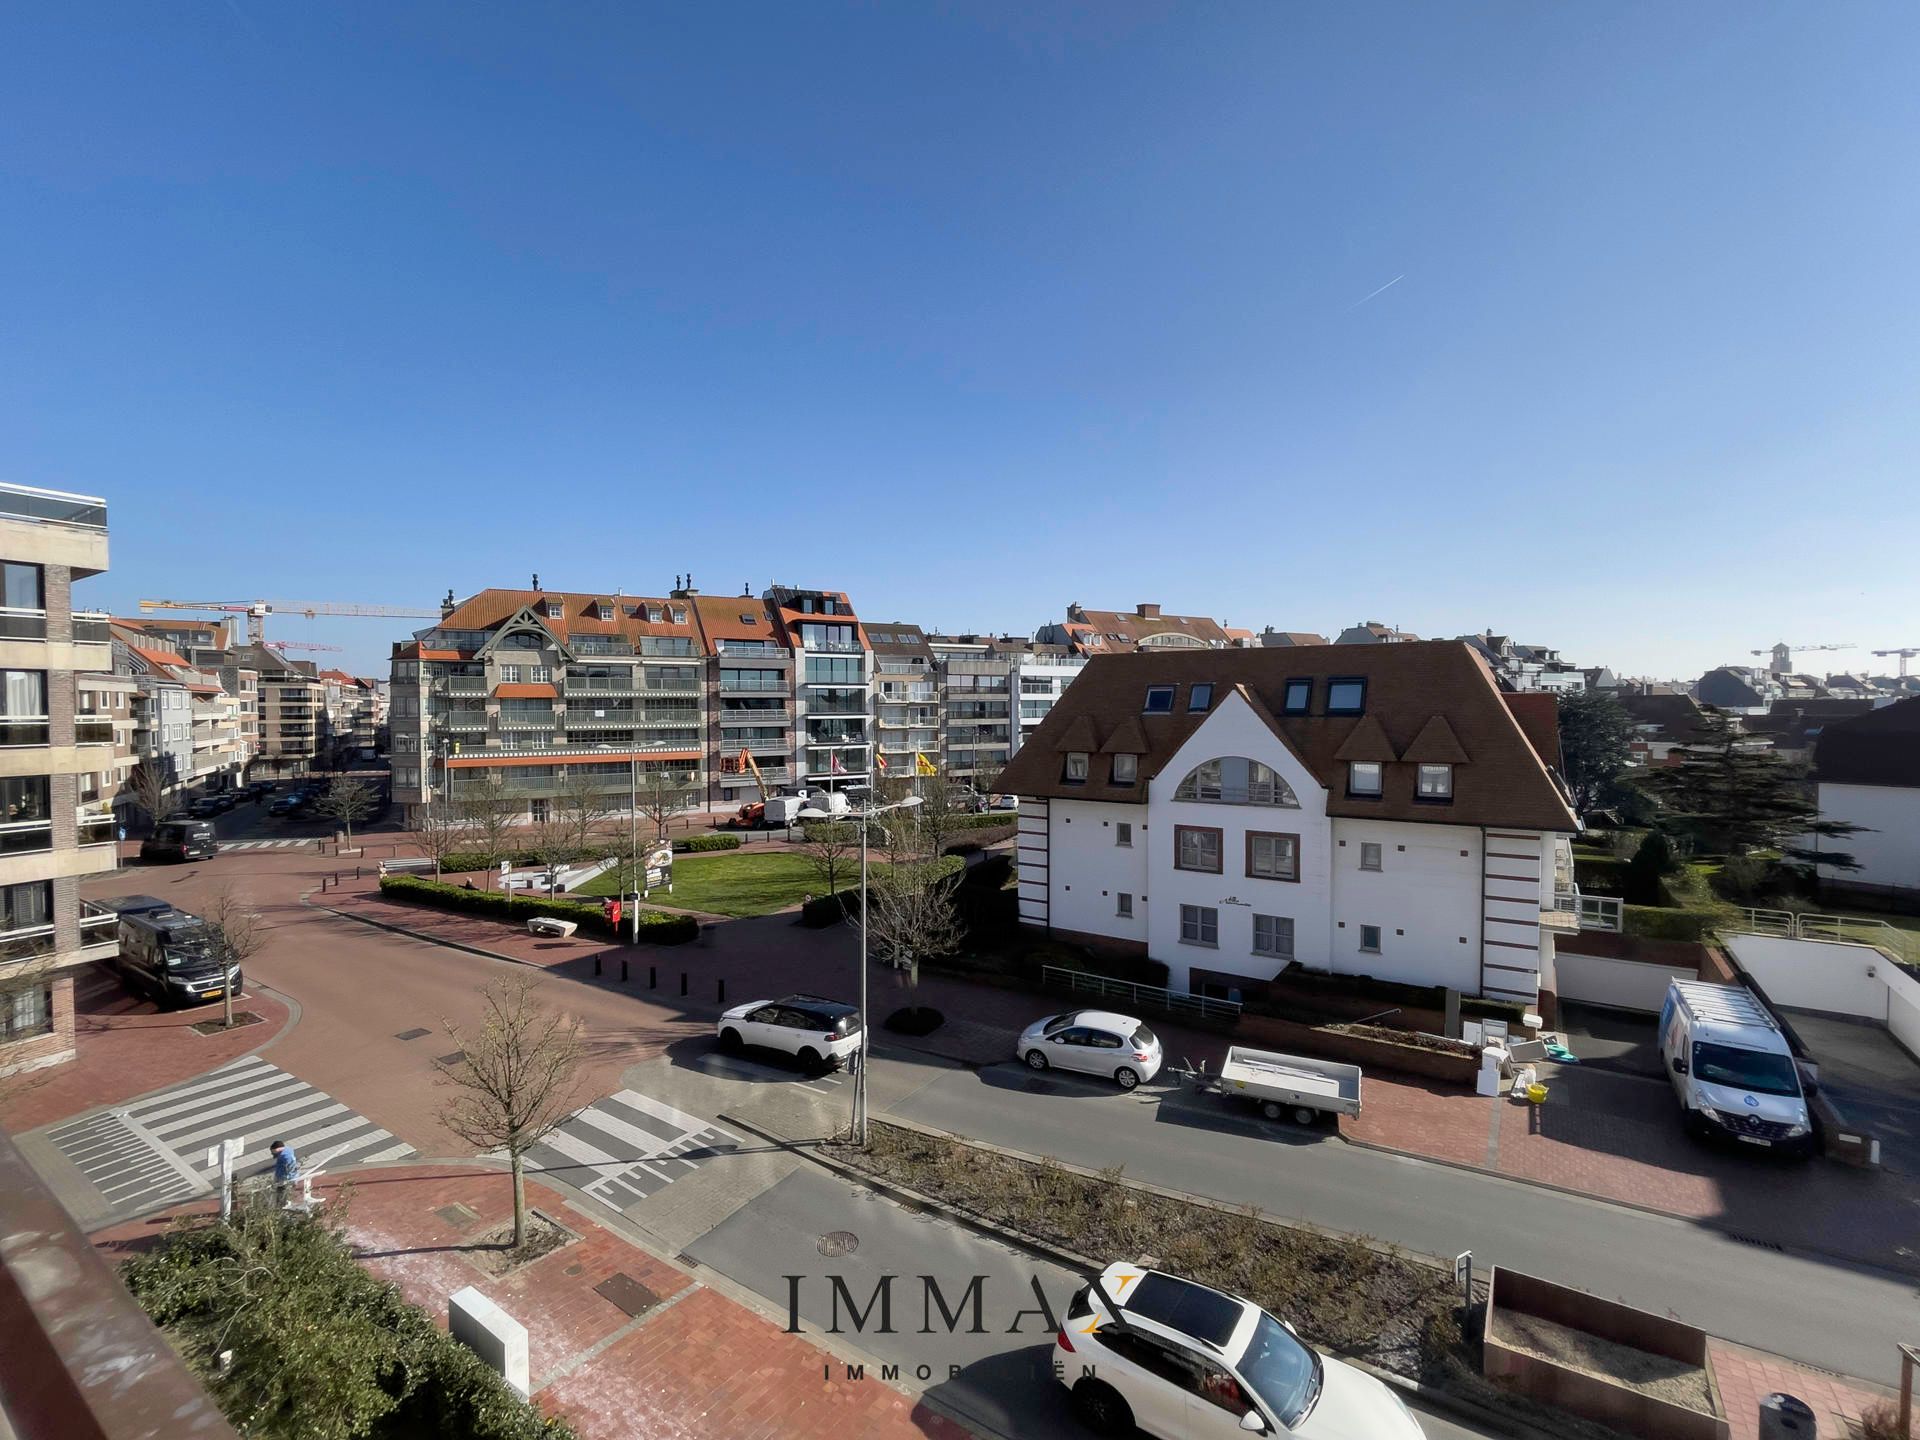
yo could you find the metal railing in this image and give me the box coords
[0,607,48,641]
[0,483,108,529]
[79,899,119,940]
[0,820,54,856]
[719,708,790,726]
[75,716,114,744]
[71,612,112,644]
[563,682,637,698]
[719,678,786,692]
[1734,906,1917,965]
[434,675,490,695]
[78,811,116,847]
[437,712,487,731]
[1042,965,1243,1023]
[0,923,57,964]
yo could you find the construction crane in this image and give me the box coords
[139,598,442,645]
[1750,641,1857,675]
[265,640,344,655]
[1873,646,1920,678]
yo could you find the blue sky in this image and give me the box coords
[3,3,1917,680]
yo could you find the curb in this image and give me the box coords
[718,1112,1564,1440]
[322,904,544,971]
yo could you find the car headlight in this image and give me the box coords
[1784,1122,1809,1138]
[1697,1107,1724,1124]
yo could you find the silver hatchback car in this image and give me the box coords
[1017,1009,1164,1089]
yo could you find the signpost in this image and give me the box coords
[208,1136,245,1221]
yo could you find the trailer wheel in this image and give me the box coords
[1260,1100,1283,1121]
[1294,1106,1317,1126]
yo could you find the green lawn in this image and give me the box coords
[575,851,831,918]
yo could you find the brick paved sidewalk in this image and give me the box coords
[92,1164,974,1440]
[0,972,293,1133]
[1709,1338,1891,1440]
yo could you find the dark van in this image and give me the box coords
[114,908,241,1008]
[141,819,217,863]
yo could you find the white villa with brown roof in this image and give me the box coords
[991,642,1581,1011]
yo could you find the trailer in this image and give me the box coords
[1207,1045,1363,1125]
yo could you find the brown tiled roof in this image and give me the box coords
[440,588,699,646]
[1099,716,1148,755]
[494,683,557,699]
[687,594,786,650]
[1403,715,1471,765]
[1620,692,1715,744]
[1815,698,1920,789]
[992,641,1577,830]
[1070,606,1234,651]
[1332,715,1399,763]
[1502,693,1562,772]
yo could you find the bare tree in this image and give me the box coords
[910,772,965,860]
[435,977,585,1251]
[862,810,963,983]
[412,798,473,880]
[459,771,520,889]
[127,759,172,829]
[634,769,693,841]
[552,766,614,859]
[312,778,377,850]
[805,820,859,903]
[199,885,264,1031]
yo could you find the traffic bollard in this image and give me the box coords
[1758,1393,1815,1438]
[594,955,601,976]
[620,959,628,983]
[717,978,725,1004]
[680,972,688,997]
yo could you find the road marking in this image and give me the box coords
[526,1088,739,1215]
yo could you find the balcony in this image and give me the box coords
[434,675,490,696]
[640,684,702,699]
[498,710,556,730]
[807,700,869,717]
[719,706,790,726]
[719,678,786,693]
[803,641,864,655]
[0,484,107,530]
[0,922,57,966]
[80,898,119,941]
[571,637,635,656]
[78,810,115,848]
[75,715,114,745]
[0,819,54,857]
[564,710,637,729]
[0,608,47,642]
[437,711,487,732]
[71,611,112,645]
[563,680,638,698]
[639,637,697,657]
[718,763,793,785]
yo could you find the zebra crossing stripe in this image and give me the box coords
[607,1089,738,1144]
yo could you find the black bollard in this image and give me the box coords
[680,971,688,997]
[649,965,657,989]
[594,955,602,976]
[717,978,725,1004]
[620,958,629,983]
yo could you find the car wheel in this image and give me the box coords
[718,1028,743,1053]
[1025,1049,1049,1072]
[1072,1379,1133,1436]
[1114,1066,1139,1091]
[797,1046,822,1073]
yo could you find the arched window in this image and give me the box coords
[1173,757,1299,807]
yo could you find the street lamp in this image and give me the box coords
[848,792,921,1145]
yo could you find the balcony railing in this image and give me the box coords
[804,641,864,654]
[437,712,487,731]
[78,810,115,847]
[719,763,793,785]
[0,482,108,530]
[639,637,697,657]
[498,710,556,729]
[0,923,57,965]
[563,680,637,698]
[80,899,119,942]
[0,820,54,857]
[434,676,490,695]
[0,607,48,641]
[572,638,635,656]
[75,716,114,745]
[0,719,50,748]
[564,710,637,729]
[719,678,786,693]
[807,701,869,717]
[719,705,790,724]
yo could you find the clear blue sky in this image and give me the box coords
[4,3,1917,680]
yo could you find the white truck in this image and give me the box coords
[1659,980,1813,1155]
[1205,1045,1363,1125]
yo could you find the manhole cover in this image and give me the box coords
[394,1027,431,1041]
[436,1051,466,1067]
[594,1272,662,1318]
[434,1203,481,1231]
[817,1230,860,1258]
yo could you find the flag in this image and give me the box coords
[876,752,889,773]
[915,753,937,777]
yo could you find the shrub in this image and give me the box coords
[673,833,741,853]
[1573,855,1631,896]
[1712,853,1769,902]
[377,875,696,944]
[1623,831,1677,906]
[1623,904,1717,941]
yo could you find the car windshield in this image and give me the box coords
[1041,1013,1077,1036]
[1236,1311,1320,1428]
[1131,1025,1157,1049]
[1693,1042,1801,1097]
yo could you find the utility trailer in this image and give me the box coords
[1203,1045,1363,1125]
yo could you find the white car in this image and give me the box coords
[716,993,863,1071]
[1058,1263,1424,1439]
[1017,1010,1163,1090]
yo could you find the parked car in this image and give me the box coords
[187,797,223,818]
[268,796,301,817]
[1660,980,1813,1156]
[1017,1010,1163,1090]
[1059,1263,1424,1438]
[140,818,218,863]
[715,993,863,1072]
[248,780,274,797]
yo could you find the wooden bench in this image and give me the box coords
[378,857,437,876]
[526,917,578,939]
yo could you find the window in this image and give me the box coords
[499,665,521,684]
[1180,904,1219,946]
[1116,892,1133,918]
[1143,685,1174,714]
[1253,914,1295,958]
[738,612,759,626]
[1174,825,1223,873]
[0,880,52,933]
[1115,822,1132,848]
[1326,677,1366,714]
[1282,679,1312,714]
[1174,757,1298,806]
[1,562,44,612]
[1111,753,1137,784]
[1064,751,1089,782]
[596,604,613,621]
[648,605,664,623]
[1418,763,1454,800]
[3,985,51,1043]
[1360,841,1383,871]
[1348,761,1383,796]
[530,666,552,683]
[1188,683,1213,713]
[544,601,564,618]
[1359,924,1382,953]
[0,670,48,746]
[1246,832,1299,881]
[672,605,687,624]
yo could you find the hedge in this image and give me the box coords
[799,810,1022,845]
[378,875,696,944]
[1573,856,1631,896]
[1623,904,1718,942]
[797,855,966,927]
[674,833,741,853]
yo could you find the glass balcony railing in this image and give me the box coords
[80,900,119,941]
[0,482,108,530]
[75,716,114,744]
[0,608,48,641]
[78,811,116,847]
[0,719,50,748]
[0,923,57,965]
[71,612,111,645]
[0,820,54,857]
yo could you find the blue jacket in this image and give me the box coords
[272,1146,299,1181]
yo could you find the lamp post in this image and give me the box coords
[849,792,921,1145]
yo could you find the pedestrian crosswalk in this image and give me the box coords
[221,839,318,851]
[521,1088,740,1213]
[44,1055,415,1215]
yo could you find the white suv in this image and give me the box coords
[716,993,863,1071]
[1058,1262,1424,1439]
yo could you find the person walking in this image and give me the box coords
[270,1139,299,1208]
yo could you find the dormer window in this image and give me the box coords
[1417,763,1454,800]
[545,601,564,619]
[672,606,687,624]
[739,613,757,625]
[1189,684,1213,713]
[1143,685,1174,714]
[1327,678,1366,715]
[1348,761,1383,797]
[597,604,613,622]
[647,605,664,623]
[1111,753,1137,784]
[1064,752,1089,783]
[1282,679,1312,714]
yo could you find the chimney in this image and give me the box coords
[532,573,540,591]
[1136,603,1160,619]
[441,588,456,619]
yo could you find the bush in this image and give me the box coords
[944,823,1017,854]
[1623,831,1677,906]
[377,875,696,944]
[1712,853,1769,902]
[1623,904,1717,941]
[1573,856,1631,896]
[674,833,741,853]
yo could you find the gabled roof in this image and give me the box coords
[993,641,1577,830]
[1815,698,1920,789]
[687,593,787,651]
[1402,715,1471,765]
[1099,716,1149,755]
[439,588,700,647]
[1332,715,1399,763]
[1057,603,1236,653]
[1621,692,1716,743]
[1501,693,1561,773]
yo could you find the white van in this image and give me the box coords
[1659,980,1812,1156]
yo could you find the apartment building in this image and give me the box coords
[110,627,249,805]
[1004,640,1087,749]
[682,589,793,812]
[993,642,1580,1011]
[868,623,943,786]
[1037,601,1249,656]
[0,483,120,1076]
[75,672,137,829]
[766,585,872,793]
[317,670,385,762]
[1456,633,1588,695]
[389,586,706,826]
[926,634,1014,791]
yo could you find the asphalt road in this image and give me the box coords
[877,1056,1920,1387]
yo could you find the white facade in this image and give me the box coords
[1815,782,1920,896]
[1013,653,1088,750]
[1016,690,1559,1005]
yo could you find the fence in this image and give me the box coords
[1734,907,1917,966]
[1041,965,1242,1023]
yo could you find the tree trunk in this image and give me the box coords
[222,980,233,1029]
[510,1150,527,1250]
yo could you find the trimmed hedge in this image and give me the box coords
[797,855,966,927]
[1574,855,1631,896]
[378,875,696,944]
[798,810,1020,845]
[674,833,741,853]
[1623,904,1718,942]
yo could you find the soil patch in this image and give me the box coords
[465,1210,576,1277]
[1493,1310,1713,1413]
[189,1010,266,1036]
